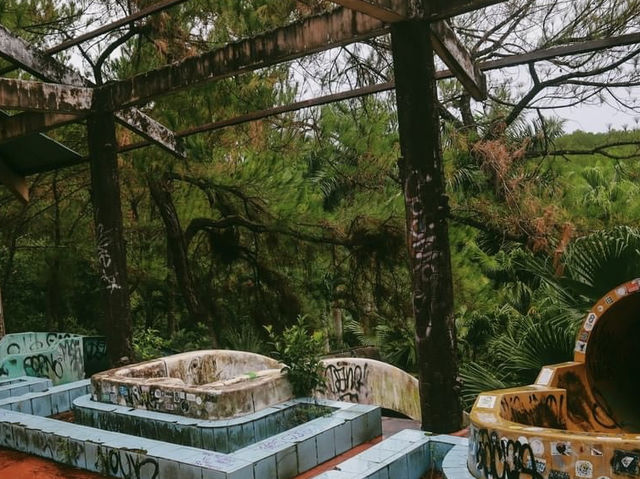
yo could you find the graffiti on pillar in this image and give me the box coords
[325,362,369,402]
[96,222,121,293]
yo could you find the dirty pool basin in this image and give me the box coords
[90,350,293,419]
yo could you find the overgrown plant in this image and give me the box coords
[265,315,326,397]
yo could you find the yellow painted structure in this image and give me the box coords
[469,279,640,479]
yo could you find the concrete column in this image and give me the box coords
[391,20,461,433]
[87,93,133,364]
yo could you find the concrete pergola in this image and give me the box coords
[1,0,639,431]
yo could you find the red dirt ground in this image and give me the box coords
[0,448,111,479]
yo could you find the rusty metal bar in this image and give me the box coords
[330,0,407,22]
[47,0,189,55]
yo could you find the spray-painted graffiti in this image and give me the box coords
[499,393,566,429]
[325,362,369,402]
[83,336,108,376]
[473,428,543,479]
[23,354,64,379]
[0,333,93,385]
[96,223,121,293]
[96,447,159,479]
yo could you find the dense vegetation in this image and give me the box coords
[1,0,639,412]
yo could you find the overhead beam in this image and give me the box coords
[425,0,504,19]
[115,108,184,157]
[0,0,189,77]
[119,82,397,152]
[331,0,503,21]
[0,24,184,158]
[102,4,494,109]
[101,8,389,109]
[330,2,487,98]
[430,21,485,99]
[0,112,81,144]
[330,0,407,22]
[5,30,640,170]
[0,78,93,113]
[0,157,29,203]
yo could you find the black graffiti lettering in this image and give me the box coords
[325,363,369,401]
[57,339,83,374]
[103,449,159,479]
[6,343,21,354]
[84,339,107,362]
[474,428,543,479]
[23,354,64,379]
[499,393,565,429]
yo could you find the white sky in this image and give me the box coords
[557,103,639,133]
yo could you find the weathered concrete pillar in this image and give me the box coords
[87,93,133,364]
[391,20,461,433]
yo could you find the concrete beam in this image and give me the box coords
[329,2,486,98]
[115,108,185,158]
[0,157,29,203]
[0,24,185,158]
[0,78,93,113]
[332,0,504,21]
[425,0,504,19]
[0,112,81,145]
[101,8,389,109]
[330,0,407,22]
[430,21,486,100]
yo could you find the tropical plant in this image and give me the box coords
[459,226,640,408]
[265,315,326,397]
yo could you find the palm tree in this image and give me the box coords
[459,226,640,408]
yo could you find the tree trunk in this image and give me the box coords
[47,171,64,331]
[391,20,461,433]
[0,284,5,338]
[148,175,218,346]
[87,103,133,364]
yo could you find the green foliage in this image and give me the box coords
[133,323,213,361]
[458,225,640,409]
[221,320,266,354]
[265,316,326,397]
[133,328,169,361]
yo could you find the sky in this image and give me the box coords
[558,103,639,133]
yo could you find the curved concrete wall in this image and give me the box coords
[91,350,293,419]
[318,357,420,421]
[469,279,640,479]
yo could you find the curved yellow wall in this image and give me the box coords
[469,279,640,479]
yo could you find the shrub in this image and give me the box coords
[265,315,326,397]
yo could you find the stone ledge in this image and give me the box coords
[0,380,382,479]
